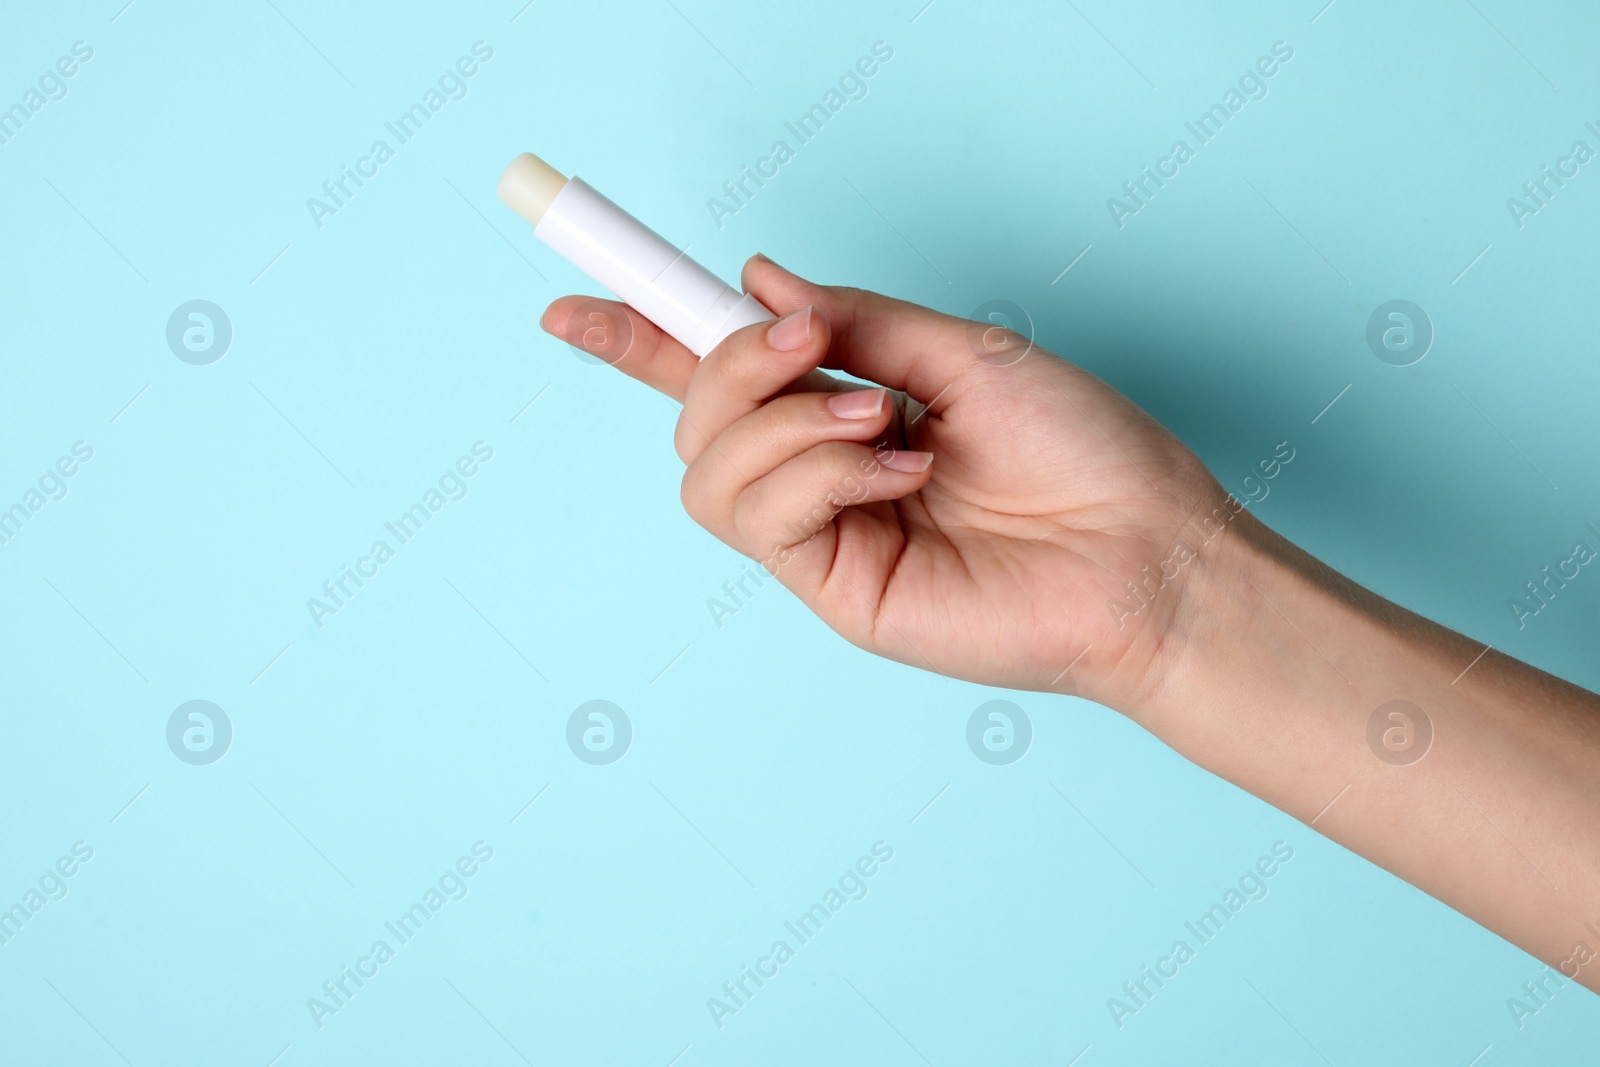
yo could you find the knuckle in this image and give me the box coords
[730,485,760,541]
[732,479,780,551]
[672,414,703,465]
[817,442,872,503]
[714,332,763,385]
[679,465,709,519]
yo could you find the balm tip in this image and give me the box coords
[498,152,569,224]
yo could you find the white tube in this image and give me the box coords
[498,153,774,358]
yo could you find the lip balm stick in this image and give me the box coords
[497,152,775,358]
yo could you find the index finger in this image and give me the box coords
[541,296,698,403]
[742,254,981,407]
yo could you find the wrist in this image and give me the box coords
[1123,504,1386,770]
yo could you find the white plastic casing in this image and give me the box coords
[534,178,774,358]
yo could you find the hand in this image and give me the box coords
[546,256,1600,993]
[543,255,1222,706]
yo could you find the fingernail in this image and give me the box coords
[766,306,813,351]
[827,389,886,420]
[879,449,933,473]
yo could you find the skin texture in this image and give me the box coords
[543,254,1600,995]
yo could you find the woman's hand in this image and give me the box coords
[542,254,1222,709]
[545,255,1600,993]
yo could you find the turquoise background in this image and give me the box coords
[3,0,1599,1062]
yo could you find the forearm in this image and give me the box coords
[1133,509,1600,991]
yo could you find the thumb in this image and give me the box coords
[740,254,989,407]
